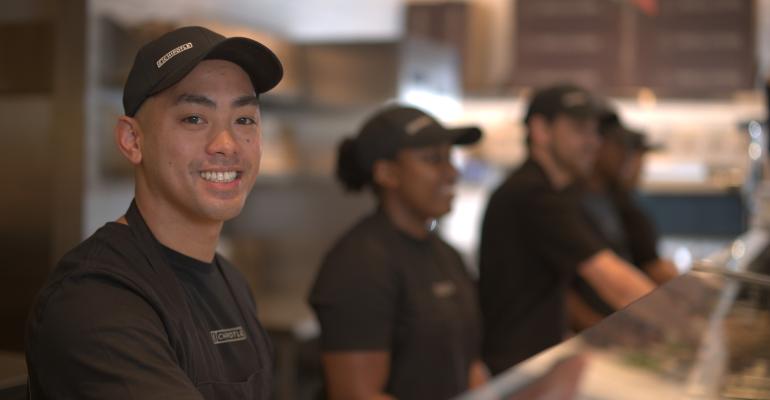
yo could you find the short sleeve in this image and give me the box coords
[309,239,398,352]
[524,187,606,275]
[27,276,204,400]
[613,191,660,267]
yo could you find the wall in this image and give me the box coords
[0,0,56,351]
[91,0,403,42]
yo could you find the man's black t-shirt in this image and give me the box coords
[611,188,660,268]
[26,201,273,399]
[575,190,634,316]
[574,188,661,316]
[160,244,262,381]
[309,210,481,400]
[581,191,633,262]
[478,159,604,374]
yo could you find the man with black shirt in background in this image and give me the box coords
[478,84,656,374]
[569,110,678,329]
[26,26,283,399]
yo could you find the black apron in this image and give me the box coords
[122,200,273,398]
[28,200,273,399]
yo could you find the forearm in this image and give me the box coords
[326,384,396,400]
[468,360,490,389]
[326,393,395,400]
[322,352,394,400]
[565,289,604,332]
[579,250,655,310]
[370,395,397,400]
[643,259,679,284]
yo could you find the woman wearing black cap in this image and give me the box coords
[308,105,487,400]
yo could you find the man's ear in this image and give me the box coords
[528,115,551,148]
[115,116,143,165]
[372,159,400,190]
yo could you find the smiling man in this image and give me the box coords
[25,26,283,399]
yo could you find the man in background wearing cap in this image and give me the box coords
[568,111,678,330]
[25,26,283,399]
[478,84,657,374]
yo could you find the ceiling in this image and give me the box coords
[91,0,405,42]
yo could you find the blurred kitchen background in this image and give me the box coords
[2,0,770,398]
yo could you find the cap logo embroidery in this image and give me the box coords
[405,116,434,136]
[562,91,588,107]
[156,42,194,68]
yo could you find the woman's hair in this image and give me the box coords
[335,137,372,192]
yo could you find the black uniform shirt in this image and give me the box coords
[25,201,273,399]
[478,159,604,374]
[575,190,634,316]
[160,244,262,381]
[309,210,481,400]
[581,191,632,262]
[574,187,662,317]
[611,188,660,268]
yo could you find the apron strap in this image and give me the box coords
[123,199,201,375]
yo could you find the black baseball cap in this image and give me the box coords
[524,83,602,123]
[598,110,630,139]
[628,131,663,152]
[123,26,283,117]
[354,105,482,171]
[599,110,662,152]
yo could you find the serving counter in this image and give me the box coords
[457,229,770,399]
